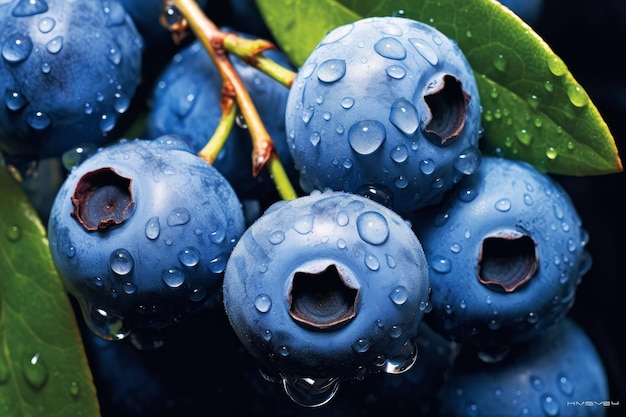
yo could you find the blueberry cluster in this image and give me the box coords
[0,2,612,416]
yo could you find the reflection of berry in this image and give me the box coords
[48,136,245,341]
[412,156,591,355]
[285,16,482,213]
[0,0,143,159]
[438,318,609,417]
[223,190,430,405]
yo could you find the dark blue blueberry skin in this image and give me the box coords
[437,318,609,417]
[0,0,143,159]
[47,135,245,340]
[147,31,298,202]
[285,16,482,214]
[412,156,591,354]
[223,190,430,391]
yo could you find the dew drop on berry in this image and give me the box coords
[348,120,386,155]
[254,294,272,313]
[557,373,574,395]
[24,110,51,130]
[37,16,55,33]
[394,175,408,189]
[309,131,321,146]
[167,207,191,226]
[356,211,389,245]
[11,0,48,17]
[293,214,314,234]
[374,37,406,60]
[107,47,122,65]
[457,186,478,202]
[494,198,512,212]
[301,105,314,124]
[386,254,396,269]
[541,394,560,416]
[103,1,126,27]
[2,35,33,63]
[341,97,355,109]
[300,63,316,78]
[453,147,481,175]
[208,255,227,274]
[431,255,451,273]
[109,249,134,276]
[268,230,285,245]
[161,267,185,288]
[419,159,436,175]
[320,23,354,45]
[390,144,409,163]
[114,92,130,113]
[364,251,380,271]
[385,65,406,79]
[409,38,438,65]
[99,113,117,133]
[122,282,136,294]
[178,247,200,267]
[317,59,346,83]
[21,352,47,390]
[389,98,418,134]
[5,90,26,111]
[145,216,161,240]
[45,36,63,54]
[382,338,417,374]
[389,285,408,305]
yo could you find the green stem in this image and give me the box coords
[198,100,238,164]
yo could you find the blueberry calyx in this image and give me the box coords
[424,74,471,145]
[478,230,538,292]
[288,262,360,331]
[71,168,134,231]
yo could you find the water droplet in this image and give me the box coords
[364,251,380,271]
[394,175,408,189]
[523,193,534,206]
[458,186,478,202]
[356,211,389,245]
[566,84,588,108]
[493,54,507,72]
[12,0,48,17]
[109,249,134,277]
[337,239,347,249]
[386,254,396,268]
[351,338,371,353]
[254,294,272,313]
[409,38,438,65]
[389,98,418,134]
[341,97,355,109]
[5,90,26,111]
[293,214,314,234]
[268,230,285,244]
[348,120,386,155]
[145,216,160,240]
[419,159,436,175]
[374,37,406,60]
[557,373,574,395]
[301,105,314,123]
[6,225,21,242]
[495,198,512,212]
[107,47,122,65]
[516,129,532,145]
[41,62,51,73]
[466,402,480,417]
[309,131,321,146]
[103,1,126,27]
[431,255,451,273]
[383,338,417,374]
[85,305,129,340]
[99,113,117,133]
[22,352,47,389]
[390,144,409,163]
[317,59,346,83]
[530,375,544,391]
[178,247,200,267]
[321,23,354,44]
[167,207,191,226]
[385,64,406,79]
[69,380,80,397]
[38,16,55,33]
[547,56,568,76]
[389,285,408,305]
[546,147,558,160]
[24,110,51,130]
[122,282,136,294]
[454,147,482,175]
[161,267,185,288]
[45,36,63,54]
[281,375,341,408]
[335,211,349,227]
[541,394,560,416]
[2,35,33,62]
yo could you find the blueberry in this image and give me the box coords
[285,16,482,214]
[47,135,245,341]
[0,0,143,159]
[222,189,430,406]
[412,156,591,356]
[437,318,609,417]
[147,31,298,202]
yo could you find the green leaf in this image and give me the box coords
[257,0,623,176]
[0,166,100,417]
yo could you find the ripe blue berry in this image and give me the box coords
[412,156,591,356]
[285,16,482,214]
[222,190,430,406]
[0,0,143,159]
[47,135,245,341]
[148,32,298,202]
[437,318,609,417]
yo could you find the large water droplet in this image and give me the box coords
[356,211,389,245]
[85,304,129,340]
[317,59,346,83]
[24,110,51,130]
[45,36,63,54]
[161,268,185,288]
[254,294,272,313]
[374,37,406,60]
[281,375,341,407]
[2,35,33,62]
[167,207,191,226]
[5,90,26,111]
[389,285,408,305]
[22,352,47,389]
[409,38,438,65]
[431,255,451,273]
[383,338,418,374]
[145,216,160,240]
[178,247,200,267]
[268,230,285,245]
[390,144,409,163]
[385,64,406,79]
[541,394,560,416]
[321,23,354,45]
[389,98,418,134]
[12,0,48,17]
[38,16,55,33]
[348,120,386,155]
[293,214,314,234]
[109,248,134,276]
[99,113,117,133]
